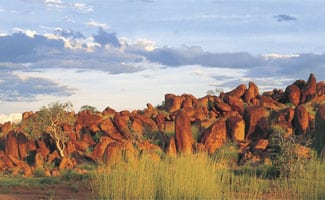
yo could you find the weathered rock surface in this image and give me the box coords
[200,120,227,154]
[293,105,309,134]
[175,109,195,155]
[0,73,323,175]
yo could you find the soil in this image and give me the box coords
[0,182,94,200]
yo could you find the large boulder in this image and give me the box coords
[36,140,51,160]
[227,116,245,142]
[100,118,124,141]
[200,120,227,154]
[224,84,247,102]
[175,109,195,155]
[1,122,12,136]
[285,84,301,106]
[5,132,19,160]
[244,106,268,140]
[164,94,182,112]
[181,94,197,108]
[75,111,102,133]
[301,73,317,103]
[22,111,33,121]
[114,113,132,139]
[244,82,259,104]
[293,105,309,134]
[17,133,28,160]
[103,142,123,166]
[92,137,116,162]
[215,102,232,112]
[316,81,325,96]
[260,96,286,111]
[59,157,75,170]
[227,96,245,115]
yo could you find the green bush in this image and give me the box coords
[33,167,47,177]
[269,131,310,178]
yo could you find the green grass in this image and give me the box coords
[90,150,325,200]
[0,175,59,187]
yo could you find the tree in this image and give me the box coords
[80,105,98,113]
[23,102,75,158]
[206,87,224,96]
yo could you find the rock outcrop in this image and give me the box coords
[0,73,324,176]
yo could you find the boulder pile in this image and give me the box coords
[0,73,324,176]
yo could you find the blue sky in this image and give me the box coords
[0,0,325,118]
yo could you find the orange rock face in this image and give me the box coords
[254,139,269,151]
[100,118,124,141]
[301,73,317,103]
[228,96,245,115]
[294,105,309,134]
[164,94,182,112]
[1,122,12,135]
[224,84,247,101]
[227,116,245,142]
[244,106,268,140]
[244,82,259,104]
[200,120,227,154]
[114,113,132,139]
[92,136,115,162]
[175,110,195,155]
[104,142,123,166]
[75,111,102,133]
[285,84,301,106]
[17,133,28,160]
[5,132,19,160]
[215,102,232,112]
[22,111,33,121]
[0,73,324,174]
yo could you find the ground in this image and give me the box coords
[0,182,93,200]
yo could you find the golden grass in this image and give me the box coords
[90,150,325,200]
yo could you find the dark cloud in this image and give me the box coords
[242,54,325,84]
[93,28,121,48]
[1,28,324,102]
[274,14,297,22]
[55,29,85,39]
[0,72,75,102]
[0,31,65,62]
[140,46,264,68]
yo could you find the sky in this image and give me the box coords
[0,0,325,120]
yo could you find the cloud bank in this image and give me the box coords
[0,27,324,113]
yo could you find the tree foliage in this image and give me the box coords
[80,105,98,113]
[23,102,75,158]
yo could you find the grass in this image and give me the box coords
[89,147,325,200]
[0,175,59,187]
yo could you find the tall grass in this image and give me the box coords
[90,149,325,200]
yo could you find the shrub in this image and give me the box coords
[33,167,47,177]
[269,131,310,178]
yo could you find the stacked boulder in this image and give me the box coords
[0,73,324,176]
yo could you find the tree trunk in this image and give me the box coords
[55,139,65,158]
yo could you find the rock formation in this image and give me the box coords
[0,73,324,176]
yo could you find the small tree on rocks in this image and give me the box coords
[23,102,75,158]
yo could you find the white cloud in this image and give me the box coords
[262,53,300,60]
[86,20,110,29]
[72,3,93,13]
[11,27,36,38]
[43,0,65,9]
[121,38,156,51]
